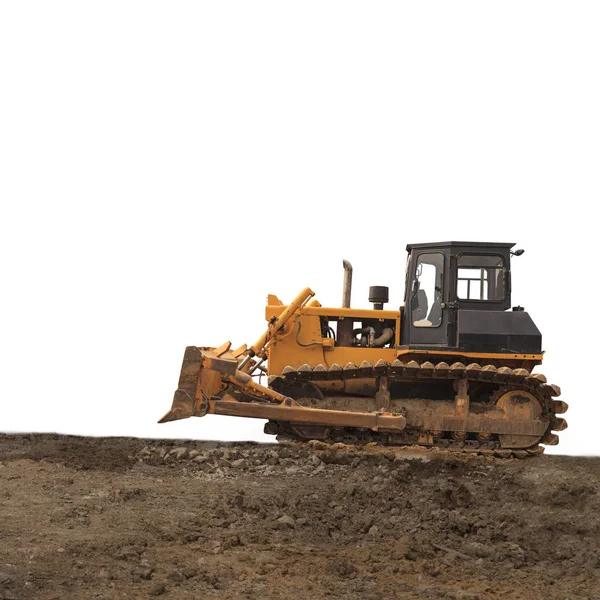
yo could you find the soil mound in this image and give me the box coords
[1,434,598,599]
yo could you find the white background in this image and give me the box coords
[1,2,598,455]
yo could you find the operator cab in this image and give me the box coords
[400,241,541,354]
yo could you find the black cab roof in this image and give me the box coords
[406,241,515,252]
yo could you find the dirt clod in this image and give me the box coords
[276,514,296,528]
[149,582,166,595]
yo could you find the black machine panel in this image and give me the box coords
[457,310,542,354]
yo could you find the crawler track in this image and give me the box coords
[265,358,568,456]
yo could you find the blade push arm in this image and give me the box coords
[159,346,406,432]
[159,286,406,432]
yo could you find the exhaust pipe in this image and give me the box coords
[339,260,354,346]
[342,259,353,308]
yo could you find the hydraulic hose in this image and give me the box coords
[373,327,394,347]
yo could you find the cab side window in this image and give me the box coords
[457,255,505,301]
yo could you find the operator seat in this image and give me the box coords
[412,289,430,326]
[427,286,442,326]
[427,299,442,326]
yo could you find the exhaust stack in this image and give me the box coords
[338,259,354,346]
[342,259,353,308]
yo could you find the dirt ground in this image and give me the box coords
[0,434,599,600]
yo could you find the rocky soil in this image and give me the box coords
[0,433,599,600]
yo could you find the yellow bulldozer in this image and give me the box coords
[160,241,567,457]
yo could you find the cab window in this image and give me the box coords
[412,253,444,327]
[457,255,505,301]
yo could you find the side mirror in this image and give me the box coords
[412,279,419,294]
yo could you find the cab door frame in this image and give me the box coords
[402,248,451,348]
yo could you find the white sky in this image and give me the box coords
[1,2,598,455]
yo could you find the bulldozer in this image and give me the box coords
[160,241,567,457]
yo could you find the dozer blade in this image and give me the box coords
[158,388,203,423]
[158,346,237,424]
[161,288,321,425]
[160,345,408,433]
